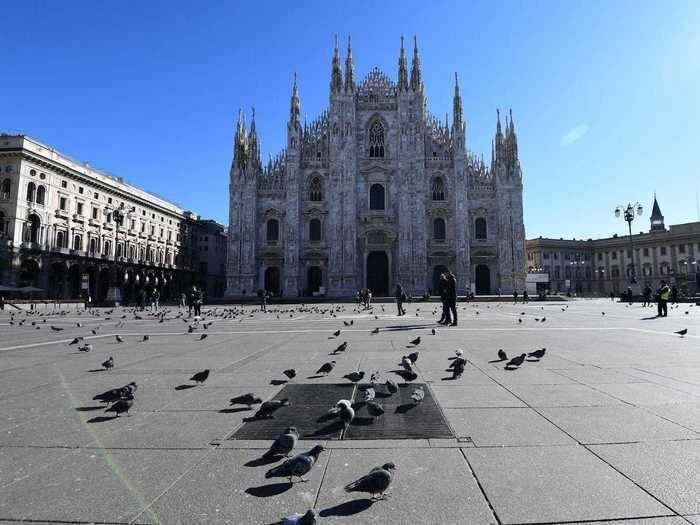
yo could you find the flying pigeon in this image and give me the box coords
[409,336,421,346]
[675,328,688,337]
[343,370,365,383]
[190,369,210,384]
[385,379,398,395]
[407,351,419,364]
[283,369,297,380]
[78,343,92,352]
[263,427,299,458]
[362,387,376,402]
[199,334,208,341]
[265,445,325,483]
[497,349,508,361]
[279,510,316,525]
[333,329,341,337]
[229,393,263,409]
[316,361,336,375]
[411,386,425,404]
[102,356,114,370]
[528,348,546,359]
[115,335,124,343]
[366,400,384,420]
[105,393,133,417]
[69,337,82,346]
[344,463,396,500]
[506,353,527,368]
[255,398,290,418]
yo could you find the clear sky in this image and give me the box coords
[2,0,698,240]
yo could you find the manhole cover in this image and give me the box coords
[230,383,453,441]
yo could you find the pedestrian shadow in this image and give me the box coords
[87,369,105,373]
[320,499,374,517]
[75,406,103,412]
[641,316,659,320]
[245,482,293,498]
[175,384,196,391]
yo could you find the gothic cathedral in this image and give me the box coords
[226,37,526,298]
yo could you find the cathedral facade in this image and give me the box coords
[226,37,526,298]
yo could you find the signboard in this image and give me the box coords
[526,273,549,283]
[81,273,90,290]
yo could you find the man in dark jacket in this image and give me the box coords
[395,283,406,316]
[438,273,449,325]
[445,270,458,326]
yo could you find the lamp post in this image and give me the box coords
[103,203,135,305]
[614,202,643,285]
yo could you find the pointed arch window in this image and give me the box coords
[369,184,385,210]
[73,234,82,251]
[474,217,487,240]
[431,177,445,201]
[26,182,36,202]
[309,177,323,201]
[266,219,279,242]
[309,218,322,242]
[368,120,385,158]
[36,185,46,205]
[433,218,446,241]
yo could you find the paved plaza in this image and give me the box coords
[0,298,699,524]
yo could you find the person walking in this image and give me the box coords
[151,288,160,312]
[446,270,458,326]
[522,289,529,304]
[642,285,652,307]
[191,286,203,317]
[180,292,187,310]
[395,283,407,316]
[656,280,671,317]
[513,290,518,304]
[438,273,449,324]
[260,289,268,312]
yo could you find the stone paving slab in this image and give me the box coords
[465,445,673,524]
[431,384,527,408]
[504,383,625,407]
[592,382,700,405]
[590,440,700,514]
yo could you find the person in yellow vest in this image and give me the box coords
[656,280,671,317]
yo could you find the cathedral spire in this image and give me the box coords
[289,72,300,129]
[398,35,408,91]
[248,106,260,170]
[330,34,343,93]
[344,35,355,92]
[234,108,248,169]
[650,193,665,231]
[507,108,518,165]
[453,72,463,129]
[410,35,423,92]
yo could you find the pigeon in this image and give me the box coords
[199,334,208,341]
[497,349,508,361]
[528,348,546,359]
[102,356,114,370]
[369,371,381,384]
[105,393,134,417]
[371,327,380,334]
[506,353,527,367]
[255,398,290,418]
[115,335,124,343]
[332,342,348,354]
[455,348,464,357]
[431,328,436,335]
[190,369,210,384]
[452,358,466,379]
[283,369,297,380]
[229,393,263,409]
[411,386,425,404]
[343,371,365,383]
[338,401,355,428]
[407,351,419,364]
[675,328,688,337]
[400,356,413,372]
[541,317,547,323]
[76,322,82,327]
[263,427,299,458]
[69,337,82,346]
[385,379,399,395]
[265,445,325,482]
[602,312,606,316]
[187,325,194,333]
[362,387,376,402]
[316,361,336,375]
[343,321,350,326]
[344,463,396,500]
[518,318,523,324]
[366,400,384,420]
[142,335,150,342]
[78,343,92,352]
[333,329,341,337]
[50,326,64,331]
[124,381,138,394]
[279,510,316,525]
[409,336,421,346]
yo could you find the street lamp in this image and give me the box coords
[614,202,643,284]
[103,203,136,305]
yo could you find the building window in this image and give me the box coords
[543,252,550,259]
[35,185,46,205]
[1,178,10,199]
[554,267,561,279]
[368,120,385,158]
[26,182,36,202]
[642,247,649,257]
[611,251,617,260]
[678,244,686,254]
[597,253,602,261]
[431,177,445,201]
[56,230,65,248]
[266,219,279,242]
[554,253,559,260]
[89,238,97,253]
[92,207,98,220]
[433,218,446,241]
[309,218,322,242]
[474,217,487,240]
[76,202,83,216]
[611,266,620,278]
[309,177,323,201]
[660,246,667,256]
[61,180,67,189]
[59,197,67,211]
[73,234,82,251]
[369,184,385,210]
[565,266,571,278]
[103,240,111,256]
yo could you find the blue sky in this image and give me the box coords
[2,0,698,239]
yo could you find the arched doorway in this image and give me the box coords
[19,259,40,287]
[264,267,281,296]
[98,268,110,303]
[49,262,67,299]
[475,264,491,294]
[432,265,448,294]
[307,266,322,293]
[68,265,81,299]
[366,251,389,296]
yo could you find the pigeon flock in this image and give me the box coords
[1,297,695,524]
